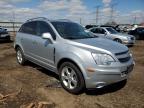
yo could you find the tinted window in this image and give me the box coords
[37,21,56,40]
[90,28,96,33]
[51,22,95,39]
[98,28,105,34]
[106,27,118,34]
[136,28,144,33]
[91,28,105,34]
[19,21,37,35]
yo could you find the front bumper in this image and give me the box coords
[84,59,134,89]
[122,39,135,45]
[0,34,10,40]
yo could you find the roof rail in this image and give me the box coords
[26,17,48,22]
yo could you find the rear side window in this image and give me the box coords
[19,21,37,35]
[37,21,56,40]
[91,28,99,33]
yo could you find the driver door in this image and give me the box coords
[31,21,56,70]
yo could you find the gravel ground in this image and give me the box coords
[0,40,144,108]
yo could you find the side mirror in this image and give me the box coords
[42,32,53,43]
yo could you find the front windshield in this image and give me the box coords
[51,22,95,39]
[106,27,118,34]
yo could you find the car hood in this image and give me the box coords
[71,38,128,54]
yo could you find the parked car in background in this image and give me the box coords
[100,25,121,32]
[0,27,10,41]
[89,27,135,46]
[14,17,134,94]
[128,27,144,40]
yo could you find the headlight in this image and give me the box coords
[92,53,116,65]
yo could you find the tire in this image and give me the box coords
[135,35,140,40]
[6,36,11,42]
[16,47,26,65]
[114,38,122,43]
[59,62,85,94]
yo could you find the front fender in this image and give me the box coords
[56,51,88,79]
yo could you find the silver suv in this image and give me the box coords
[89,27,135,45]
[14,17,134,94]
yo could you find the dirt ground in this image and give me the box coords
[0,40,144,108]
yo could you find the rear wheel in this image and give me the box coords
[59,62,85,94]
[16,47,26,65]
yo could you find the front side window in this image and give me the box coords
[52,22,95,39]
[91,28,97,33]
[106,27,118,34]
[37,21,56,40]
[99,28,105,34]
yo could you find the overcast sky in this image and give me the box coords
[0,0,144,25]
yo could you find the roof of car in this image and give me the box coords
[90,26,111,29]
[26,17,72,23]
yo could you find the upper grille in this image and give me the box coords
[115,50,128,56]
[115,50,131,63]
[118,56,131,63]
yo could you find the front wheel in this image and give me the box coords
[59,62,85,94]
[114,38,122,43]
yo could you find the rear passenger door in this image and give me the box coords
[90,28,105,38]
[19,21,37,56]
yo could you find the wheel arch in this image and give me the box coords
[57,58,86,86]
[14,44,24,52]
[57,58,80,70]
[15,44,20,50]
[113,38,120,41]
[113,38,122,43]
